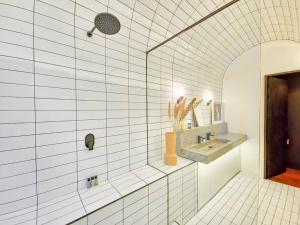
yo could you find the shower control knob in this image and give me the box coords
[85,133,95,150]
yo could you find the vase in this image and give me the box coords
[179,121,185,130]
[164,132,177,166]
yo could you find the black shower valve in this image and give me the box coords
[85,133,95,151]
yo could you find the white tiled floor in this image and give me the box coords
[187,172,300,225]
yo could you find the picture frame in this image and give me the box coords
[212,101,223,124]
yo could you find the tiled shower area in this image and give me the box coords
[0,0,203,224]
[1,0,300,225]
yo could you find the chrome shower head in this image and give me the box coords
[87,12,121,37]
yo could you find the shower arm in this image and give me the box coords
[87,26,97,37]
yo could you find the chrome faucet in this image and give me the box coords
[198,133,215,143]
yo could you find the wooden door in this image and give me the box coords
[266,77,288,178]
[287,75,300,169]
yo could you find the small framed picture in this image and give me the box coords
[212,101,223,124]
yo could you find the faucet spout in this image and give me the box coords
[198,136,206,143]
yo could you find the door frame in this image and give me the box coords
[264,70,300,178]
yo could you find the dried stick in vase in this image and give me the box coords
[177,103,183,121]
[194,100,203,109]
[180,98,196,121]
[177,98,186,120]
[192,109,199,127]
[191,99,203,127]
[174,103,179,119]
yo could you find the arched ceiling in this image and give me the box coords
[105,0,300,78]
[165,0,300,79]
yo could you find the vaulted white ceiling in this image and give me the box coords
[109,0,300,78]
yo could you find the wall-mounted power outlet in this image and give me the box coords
[87,175,98,188]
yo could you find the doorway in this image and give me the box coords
[265,72,300,187]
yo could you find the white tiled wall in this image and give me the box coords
[168,169,184,224]
[0,0,37,222]
[182,164,198,224]
[88,199,123,225]
[123,186,148,225]
[149,177,168,225]
[168,164,198,225]
[34,0,78,206]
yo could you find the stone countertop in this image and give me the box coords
[177,133,247,164]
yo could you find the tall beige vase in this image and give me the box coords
[164,132,177,166]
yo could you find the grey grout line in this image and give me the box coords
[38,197,82,215]
[74,0,87,213]
[181,166,184,224]
[32,0,38,224]
[0,195,37,207]
[0,207,37,221]
[127,0,137,172]
[104,1,109,182]
[39,207,84,225]
[269,182,282,225]
[145,52,150,166]
[93,208,123,225]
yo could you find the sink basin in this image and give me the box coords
[183,139,231,153]
[177,133,247,163]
